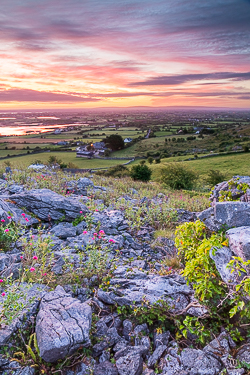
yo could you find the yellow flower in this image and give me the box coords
[156,327,163,334]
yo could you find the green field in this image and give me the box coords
[151,152,250,180]
[0,152,131,169]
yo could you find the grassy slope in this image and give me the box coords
[151,152,250,180]
[0,152,131,169]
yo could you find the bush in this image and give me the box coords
[160,163,198,190]
[97,164,130,178]
[147,157,153,164]
[130,164,152,182]
[206,169,226,186]
[244,145,249,152]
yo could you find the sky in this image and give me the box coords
[0,0,250,110]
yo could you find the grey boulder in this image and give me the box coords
[97,267,206,317]
[209,246,236,283]
[198,202,250,231]
[50,222,77,239]
[11,188,88,222]
[115,346,148,375]
[94,361,118,375]
[77,177,94,194]
[180,348,222,375]
[226,226,250,261]
[36,285,92,362]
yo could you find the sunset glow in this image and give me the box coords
[0,0,250,109]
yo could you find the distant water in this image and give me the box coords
[0,124,72,136]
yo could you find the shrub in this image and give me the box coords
[147,157,153,164]
[206,169,226,186]
[99,164,130,178]
[160,163,198,190]
[244,145,249,152]
[68,162,79,169]
[130,164,152,182]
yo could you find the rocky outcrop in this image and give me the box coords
[198,201,250,231]
[210,176,250,205]
[36,286,92,362]
[209,246,236,283]
[97,267,206,317]
[226,226,250,261]
[11,188,88,222]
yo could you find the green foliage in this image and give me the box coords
[160,163,198,190]
[47,155,62,165]
[99,164,130,178]
[72,214,85,226]
[206,169,226,186]
[130,164,152,182]
[117,298,171,327]
[0,279,35,327]
[175,220,226,302]
[175,220,250,344]
[147,156,153,164]
[0,216,18,252]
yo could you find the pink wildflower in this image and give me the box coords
[94,232,97,236]
[30,267,35,272]
[33,256,38,260]
[21,213,26,217]
[99,230,105,234]
[7,216,11,219]
[25,218,29,222]
[42,273,47,276]
[80,211,83,214]
[2,292,5,297]
[95,209,98,212]
[0,279,3,283]
[92,237,95,240]
[1,219,5,222]
[4,229,9,233]
[109,239,115,243]
[20,256,23,259]
[83,230,88,234]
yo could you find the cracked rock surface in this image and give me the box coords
[97,267,206,317]
[36,285,92,362]
[11,188,89,222]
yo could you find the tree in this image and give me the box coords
[48,155,62,165]
[104,134,124,151]
[130,164,152,182]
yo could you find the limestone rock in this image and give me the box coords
[36,285,92,362]
[209,246,235,283]
[198,202,250,231]
[226,226,250,261]
[97,268,206,317]
[50,222,77,239]
[180,348,222,375]
[11,188,88,222]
